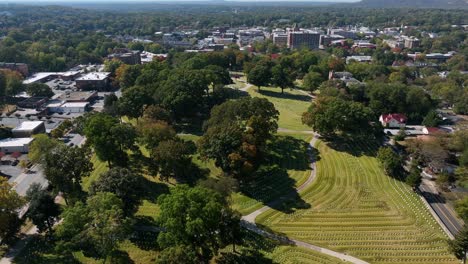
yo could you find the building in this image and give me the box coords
[383,39,405,49]
[287,31,320,50]
[328,29,357,39]
[75,72,111,91]
[56,91,98,103]
[272,33,288,47]
[17,97,48,109]
[12,121,46,138]
[22,71,80,85]
[379,114,407,128]
[0,138,34,153]
[404,37,420,49]
[46,101,89,114]
[353,41,377,49]
[407,52,455,62]
[0,62,29,76]
[320,35,345,46]
[107,48,141,65]
[346,56,372,64]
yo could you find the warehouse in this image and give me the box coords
[12,121,46,138]
[0,138,34,153]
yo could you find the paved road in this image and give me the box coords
[419,180,464,237]
[241,135,370,264]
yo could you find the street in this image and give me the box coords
[419,179,464,237]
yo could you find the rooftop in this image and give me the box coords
[75,72,110,81]
[12,121,44,131]
[0,138,34,147]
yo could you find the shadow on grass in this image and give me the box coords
[216,250,274,264]
[140,176,170,204]
[129,229,159,251]
[109,250,135,264]
[258,89,311,102]
[323,134,379,157]
[239,135,314,214]
[13,235,79,264]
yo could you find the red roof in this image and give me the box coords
[381,113,407,124]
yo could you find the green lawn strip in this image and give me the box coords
[256,140,458,264]
[82,154,109,192]
[247,86,312,131]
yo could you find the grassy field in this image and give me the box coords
[257,140,458,264]
[247,86,312,131]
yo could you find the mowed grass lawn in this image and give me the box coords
[247,86,312,131]
[257,140,458,264]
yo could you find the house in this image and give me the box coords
[0,138,34,153]
[12,121,46,138]
[379,114,407,128]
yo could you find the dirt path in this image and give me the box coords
[241,134,370,264]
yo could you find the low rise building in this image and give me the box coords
[75,72,111,91]
[17,97,48,109]
[56,91,98,103]
[12,121,46,138]
[346,56,372,64]
[107,48,141,65]
[46,101,89,114]
[0,62,29,76]
[0,137,34,153]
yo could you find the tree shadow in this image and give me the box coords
[323,134,379,157]
[258,89,311,102]
[129,229,159,251]
[12,235,80,264]
[239,165,310,214]
[266,135,320,170]
[140,176,170,204]
[109,250,135,264]
[216,250,275,264]
[239,135,316,213]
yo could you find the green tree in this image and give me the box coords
[199,97,278,176]
[43,145,93,204]
[422,110,442,127]
[138,121,176,150]
[104,59,123,76]
[302,96,375,137]
[151,139,196,182]
[303,71,324,93]
[406,161,422,189]
[89,167,143,215]
[157,185,240,262]
[270,63,295,94]
[377,147,402,177]
[84,113,137,167]
[0,177,25,243]
[247,64,271,91]
[28,134,61,164]
[103,93,120,117]
[26,183,60,233]
[118,85,154,120]
[25,83,54,98]
[142,105,172,124]
[455,197,468,222]
[115,64,142,90]
[56,192,130,262]
[449,226,468,264]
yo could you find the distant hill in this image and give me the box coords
[354,0,468,9]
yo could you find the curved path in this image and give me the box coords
[241,134,370,264]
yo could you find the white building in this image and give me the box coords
[12,121,46,138]
[0,138,34,153]
[46,101,89,114]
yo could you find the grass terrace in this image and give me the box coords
[257,139,458,264]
